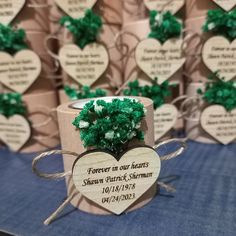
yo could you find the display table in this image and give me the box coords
[0,141,236,236]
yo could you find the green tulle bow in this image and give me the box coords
[203,9,236,41]
[64,85,107,100]
[148,10,182,43]
[73,99,145,156]
[0,23,28,54]
[123,79,172,110]
[60,9,102,49]
[198,73,236,111]
[0,93,27,118]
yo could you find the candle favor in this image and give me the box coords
[32,97,186,225]
[185,73,236,144]
[120,8,185,132]
[0,93,30,151]
[47,1,123,103]
[123,80,179,142]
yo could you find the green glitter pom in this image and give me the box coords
[0,93,27,118]
[0,24,28,54]
[73,99,145,156]
[148,10,182,43]
[64,85,107,100]
[203,9,236,41]
[60,9,102,49]
[198,72,236,111]
[123,79,172,110]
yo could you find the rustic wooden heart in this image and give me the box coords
[201,105,236,145]
[144,0,184,14]
[212,0,235,11]
[0,115,31,151]
[0,50,41,94]
[55,0,97,18]
[0,0,25,25]
[154,104,178,141]
[72,146,161,215]
[135,38,185,84]
[59,43,109,87]
[202,36,236,82]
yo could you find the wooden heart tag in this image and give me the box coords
[0,0,25,25]
[202,36,236,82]
[144,0,184,14]
[55,0,97,18]
[72,146,161,215]
[0,115,31,151]
[59,43,109,87]
[0,50,42,94]
[135,38,185,84]
[212,0,236,11]
[154,104,178,141]
[201,105,236,145]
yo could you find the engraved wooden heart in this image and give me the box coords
[59,43,109,87]
[0,0,25,25]
[0,115,31,151]
[55,0,97,18]
[72,146,161,215]
[135,38,185,84]
[144,0,184,14]
[212,0,235,11]
[202,36,236,82]
[0,50,41,94]
[201,105,236,145]
[154,104,178,141]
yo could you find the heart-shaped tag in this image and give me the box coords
[55,0,97,18]
[144,0,184,14]
[59,43,109,87]
[0,114,31,151]
[154,104,178,141]
[0,50,42,94]
[72,146,161,215]
[212,0,236,11]
[201,105,236,145]
[0,0,25,25]
[202,36,236,82]
[135,38,185,84]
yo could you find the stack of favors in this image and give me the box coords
[0,0,59,152]
[184,0,236,144]
[0,0,236,154]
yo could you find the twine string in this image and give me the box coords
[171,95,188,119]
[44,34,62,61]
[32,150,78,179]
[44,191,78,226]
[27,3,49,8]
[28,106,59,141]
[180,95,204,122]
[154,138,187,161]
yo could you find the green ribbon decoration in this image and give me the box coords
[123,79,172,110]
[148,10,182,43]
[0,93,27,118]
[203,9,236,41]
[73,99,145,156]
[198,72,236,111]
[64,85,107,100]
[60,9,102,49]
[0,23,28,54]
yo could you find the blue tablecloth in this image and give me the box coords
[0,141,236,236]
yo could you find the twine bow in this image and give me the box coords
[32,138,187,225]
